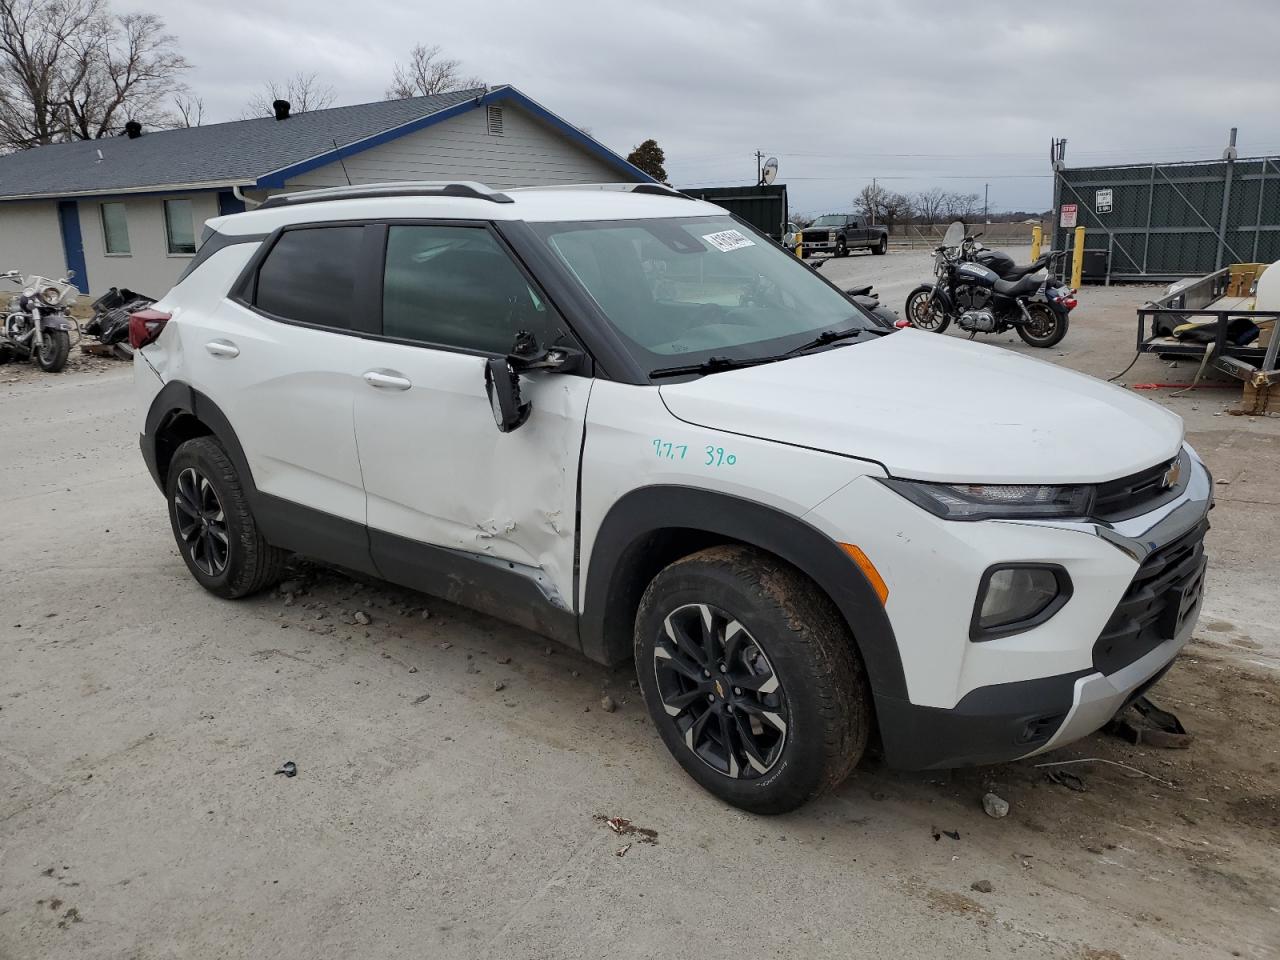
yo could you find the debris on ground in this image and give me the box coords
[931,827,961,842]
[970,880,994,894]
[274,761,297,778]
[615,843,631,858]
[982,792,1010,819]
[493,680,506,692]
[353,611,371,625]
[278,579,306,595]
[495,655,511,664]
[439,642,452,650]
[595,815,659,845]
[1046,769,1087,792]
[1104,695,1193,749]
[600,695,617,713]
[412,693,431,705]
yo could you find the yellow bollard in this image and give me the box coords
[1071,225,1085,290]
[795,231,803,259]
[1031,225,1042,261]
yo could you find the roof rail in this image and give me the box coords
[509,182,694,200]
[259,180,514,209]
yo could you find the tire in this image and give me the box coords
[634,545,870,815]
[35,330,70,372]
[1016,303,1068,348]
[873,236,888,255]
[835,237,848,258]
[165,436,287,599]
[904,286,951,333]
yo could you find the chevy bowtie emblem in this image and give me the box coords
[1162,459,1181,490]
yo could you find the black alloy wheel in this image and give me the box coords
[653,602,788,779]
[173,466,230,577]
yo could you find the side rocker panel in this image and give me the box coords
[581,485,908,700]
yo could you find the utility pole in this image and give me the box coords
[755,150,763,185]
[984,183,989,223]
[870,177,877,226]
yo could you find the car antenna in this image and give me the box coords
[331,138,352,186]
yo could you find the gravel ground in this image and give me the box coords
[2,256,1278,959]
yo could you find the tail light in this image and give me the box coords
[894,318,911,328]
[129,308,172,349]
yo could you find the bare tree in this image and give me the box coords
[912,187,947,225]
[385,44,482,99]
[173,90,202,127]
[854,184,912,228]
[243,72,336,118]
[0,0,183,150]
[61,12,188,140]
[941,191,980,223]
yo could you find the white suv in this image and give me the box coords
[133,181,1211,814]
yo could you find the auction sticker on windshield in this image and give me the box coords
[702,229,755,253]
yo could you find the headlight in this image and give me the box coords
[879,478,1094,521]
[40,286,61,305]
[971,565,1072,640]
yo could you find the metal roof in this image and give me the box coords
[0,85,654,201]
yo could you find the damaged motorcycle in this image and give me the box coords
[902,222,1073,348]
[1,269,79,372]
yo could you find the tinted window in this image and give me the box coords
[256,226,363,329]
[382,225,557,354]
[101,202,130,254]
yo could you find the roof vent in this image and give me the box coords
[124,120,142,139]
[273,99,291,121]
[486,105,503,136]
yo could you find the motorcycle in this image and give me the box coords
[902,222,1073,348]
[2,269,80,372]
[808,257,901,329]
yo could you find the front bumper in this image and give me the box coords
[804,446,1212,769]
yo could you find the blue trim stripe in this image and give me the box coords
[255,86,657,189]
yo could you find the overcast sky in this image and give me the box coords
[124,0,1280,216]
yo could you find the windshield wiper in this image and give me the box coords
[649,355,774,379]
[783,326,868,356]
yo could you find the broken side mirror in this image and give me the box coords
[485,357,531,433]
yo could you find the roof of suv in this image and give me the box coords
[209,183,728,237]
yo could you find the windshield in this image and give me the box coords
[532,216,873,375]
[810,215,847,226]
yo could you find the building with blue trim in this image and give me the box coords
[0,85,654,296]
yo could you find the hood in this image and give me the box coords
[658,330,1183,484]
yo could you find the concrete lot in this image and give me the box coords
[2,250,1278,959]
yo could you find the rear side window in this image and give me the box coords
[255,226,363,329]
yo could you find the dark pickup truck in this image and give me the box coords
[800,214,889,257]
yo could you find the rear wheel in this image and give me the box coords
[35,330,70,372]
[1017,303,1068,348]
[634,545,870,814]
[905,288,950,333]
[166,437,287,599]
[873,236,888,255]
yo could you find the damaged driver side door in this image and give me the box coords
[352,222,591,614]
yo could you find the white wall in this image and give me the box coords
[0,201,68,281]
[76,192,220,296]
[282,103,625,192]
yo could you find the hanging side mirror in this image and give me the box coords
[485,357,530,433]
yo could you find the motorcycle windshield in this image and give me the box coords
[943,221,965,247]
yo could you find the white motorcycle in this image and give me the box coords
[2,270,79,372]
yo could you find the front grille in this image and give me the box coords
[802,232,833,245]
[1093,518,1208,675]
[1093,451,1187,521]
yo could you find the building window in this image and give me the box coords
[100,202,130,255]
[486,105,504,136]
[164,198,196,255]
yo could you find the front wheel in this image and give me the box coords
[835,238,848,258]
[35,330,70,372]
[872,236,887,255]
[1017,303,1068,348]
[634,545,870,815]
[904,287,950,333]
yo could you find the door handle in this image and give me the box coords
[362,370,412,391]
[204,339,239,358]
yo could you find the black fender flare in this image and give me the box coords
[580,485,908,700]
[143,381,259,497]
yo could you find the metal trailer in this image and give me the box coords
[1052,153,1280,283]
[1136,269,1280,385]
[680,184,789,242]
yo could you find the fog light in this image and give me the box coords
[971,565,1071,640]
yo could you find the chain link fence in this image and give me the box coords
[1051,156,1280,282]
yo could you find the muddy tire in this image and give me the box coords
[634,545,870,815]
[35,330,70,372]
[166,436,287,599]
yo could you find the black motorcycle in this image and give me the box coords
[903,223,1073,348]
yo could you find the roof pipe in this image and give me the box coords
[233,185,261,210]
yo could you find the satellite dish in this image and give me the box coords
[760,157,779,185]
